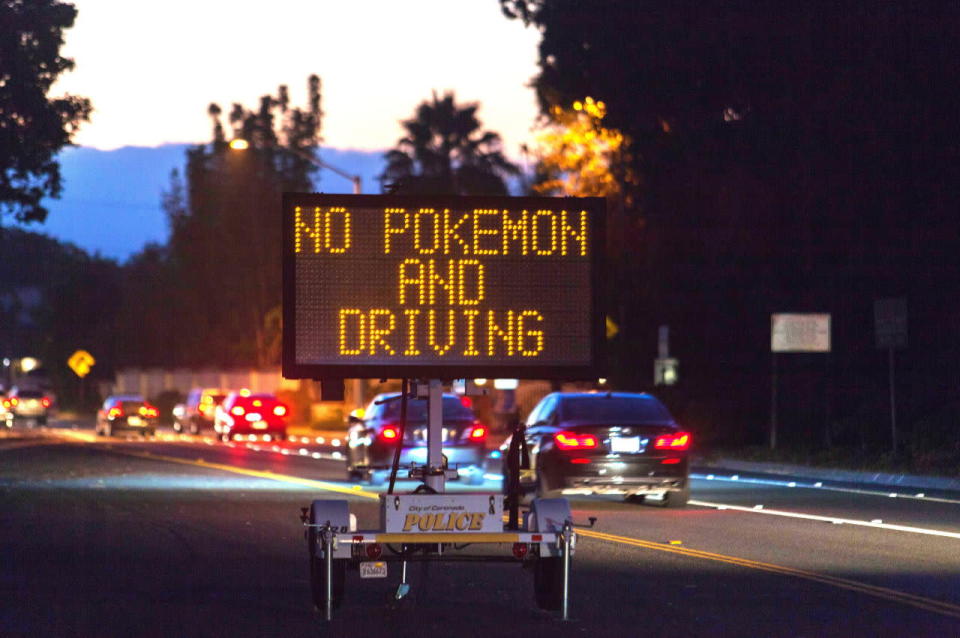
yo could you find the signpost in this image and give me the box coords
[874,298,907,453]
[283,194,604,621]
[769,314,831,449]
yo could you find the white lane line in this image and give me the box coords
[691,473,960,505]
[690,499,960,540]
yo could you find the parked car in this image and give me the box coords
[172,387,227,434]
[213,391,288,442]
[345,392,488,484]
[95,395,159,437]
[4,387,53,427]
[509,391,691,507]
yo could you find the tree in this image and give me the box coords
[381,91,518,195]
[119,76,323,368]
[0,0,91,223]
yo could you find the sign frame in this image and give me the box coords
[770,313,831,353]
[282,193,605,380]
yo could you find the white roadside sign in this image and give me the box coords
[771,313,831,353]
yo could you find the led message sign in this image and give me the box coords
[282,194,604,379]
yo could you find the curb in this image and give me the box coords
[696,458,960,492]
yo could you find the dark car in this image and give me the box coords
[512,391,691,507]
[213,391,288,442]
[172,387,227,434]
[95,395,159,437]
[345,392,488,484]
[4,387,53,427]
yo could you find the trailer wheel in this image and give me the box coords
[533,556,563,610]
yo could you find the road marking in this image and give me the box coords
[692,472,960,505]
[689,499,960,540]
[578,528,960,619]
[100,448,381,500]
[0,439,69,452]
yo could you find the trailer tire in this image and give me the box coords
[533,556,563,611]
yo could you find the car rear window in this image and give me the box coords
[382,396,474,422]
[119,401,146,412]
[16,390,44,399]
[235,394,278,407]
[559,396,673,424]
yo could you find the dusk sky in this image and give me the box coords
[53,0,543,155]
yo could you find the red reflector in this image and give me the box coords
[366,543,383,559]
[531,534,542,542]
[352,535,364,543]
[41,397,51,408]
[512,543,529,559]
[555,431,599,450]
[654,431,691,451]
[661,458,682,465]
[460,396,473,408]
[570,458,591,464]
[469,424,487,440]
[380,425,399,440]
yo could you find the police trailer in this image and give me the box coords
[283,194,605,621]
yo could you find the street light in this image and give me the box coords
[228,138,361,194]
[229,137,364,409]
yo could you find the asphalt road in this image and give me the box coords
[2,422,960,637]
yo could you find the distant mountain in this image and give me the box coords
[28,144,387,262]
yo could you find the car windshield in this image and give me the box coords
[381,396,474,422]
[559,396,673,424]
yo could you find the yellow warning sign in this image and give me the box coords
[68,350,95,378]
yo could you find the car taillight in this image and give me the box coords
[140,403,159,418]
[654,432,691,451]
[10,398,18,407]
[554,431,599,450]
[200,405,213,416]
[273,405,287,417]
[41,397,52,408]
[468,424,487,441]
[231,406,245,416]
[379,425,400,441]
[108,406,123,418]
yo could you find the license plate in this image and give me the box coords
[128,416,144,426]
[610,436,641,453]
[360,561,387,579]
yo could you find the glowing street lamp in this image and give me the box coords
[229,138,360,194]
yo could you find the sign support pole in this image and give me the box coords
[769,353,778,450]
[425,379,445,493]
[888,346,897,455]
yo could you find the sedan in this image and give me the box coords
[214,391,288,442]
[513,391,691,507]
[96,395,159,437]
[345,392,488,484]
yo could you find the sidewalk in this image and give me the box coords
[696,457,960,492]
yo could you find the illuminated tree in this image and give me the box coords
[0,0,91,223]
[381,91,518,195]
[531,96,635,199]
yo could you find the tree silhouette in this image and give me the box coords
[381,91,518,195]
[0,0,91,223]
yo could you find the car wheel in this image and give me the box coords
[536,466,558,499]
[533,556,564,610]
[664,483,690,509]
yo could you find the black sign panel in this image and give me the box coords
[282,194,604,379]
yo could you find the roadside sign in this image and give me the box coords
[654,357,678,386]
[67,350,95,378]
[282,194,605,379]
[874,297,907,349]
[771,314,831,353]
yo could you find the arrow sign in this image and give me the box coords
[68,350,96,378]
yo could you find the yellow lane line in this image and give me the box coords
[578,528,960,619]
[0,439,69,452]
[105,447,381,501]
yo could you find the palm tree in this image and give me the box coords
[380,91,518,195]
